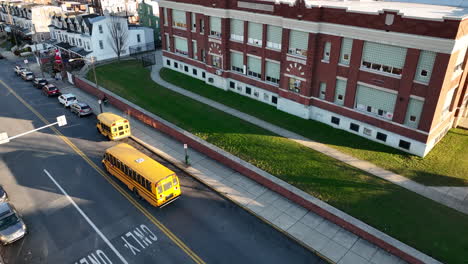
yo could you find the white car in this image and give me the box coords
[58,93,77,107]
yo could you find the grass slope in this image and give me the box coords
[89,60,468,263]
[160,68,468,187]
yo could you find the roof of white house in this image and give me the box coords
[274,0,468,20]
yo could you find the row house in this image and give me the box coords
[0,2,62,42]
[159,0,468,157]
[48,14,154,61]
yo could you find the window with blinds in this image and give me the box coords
[174,37,188,56]
[319,82,326,99]
[404,98,424,128]
[267,25,282,50]
[442,87,456,117]
[163,8,168,25]
[210,16,221,38]
[361,41,407,76]
[230,19,244,42]
[355,84,397,120]
[191,12,196,31]
[248,22,262,46]
[231,52,244,73]
[334,79,346,105]
[165,34,170,51]
[289,30,308,57]
[265,61,280,85]
[192,40,197,59]
[172,10,187,28]
[247,56,261,79]
[414,51,436,84]
[340,38,353,65]
[323,42,331,62]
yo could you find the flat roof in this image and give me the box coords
[275,0,468,20]
[106,143,175,183]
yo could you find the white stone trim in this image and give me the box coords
[159,0,463,54]
[336,76,348,81]
[265,58,280,63]
[283,73,306,82]
[246,53,262,59]
[229,49,243,54]
[356,81,399,94]
[410,95,425,101]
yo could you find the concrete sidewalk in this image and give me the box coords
[8,53,441,263]
[150,51,468,216]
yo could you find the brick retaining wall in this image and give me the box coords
[73,75,429,264]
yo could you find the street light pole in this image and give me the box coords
[69,56,103,113]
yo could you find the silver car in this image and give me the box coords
[0,202,27,245]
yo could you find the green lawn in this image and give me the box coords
[160,68,468,187]
[89,60,468,263]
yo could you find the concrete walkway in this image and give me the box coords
[149,51,468,215]
[2,50,440,263]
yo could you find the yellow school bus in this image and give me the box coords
[96,112,131,140]
[103,143,181,207]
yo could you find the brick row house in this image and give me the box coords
[158,0,468,157]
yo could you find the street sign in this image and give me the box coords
[57,115,67,127]
[0,132,9,144]
[24,59,28,64]
[184,144,187,149]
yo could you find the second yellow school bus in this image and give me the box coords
[96,112,131,140]
[103,143,181,207]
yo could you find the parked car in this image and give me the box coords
[33,78,48,89]
[42,84,60,97]
[0,186,7,203]
[58,93,77,107]
[70,102,93,117]
[13,66,26,76]
[0,202,27,245]
[0,54,4,59]
[21,71,34,81]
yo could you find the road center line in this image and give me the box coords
[43,169,128,264]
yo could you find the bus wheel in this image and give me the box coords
[133,188,141,199]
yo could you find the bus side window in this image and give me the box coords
[131,170,136,180]
[111,156,116,165]
[128,168,133,179]
[145,180,151,191]
[117,160,122,171]
[123,165,128,175]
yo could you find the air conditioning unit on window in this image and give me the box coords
[216,69,222,76]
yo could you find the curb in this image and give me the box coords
[130,136,334,264]
[72,75,441,264]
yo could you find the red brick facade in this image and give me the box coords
[159,0,468,154]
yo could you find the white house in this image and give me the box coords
[0,3,62,42]
[48,14,154,61]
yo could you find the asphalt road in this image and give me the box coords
[0,57,326,264]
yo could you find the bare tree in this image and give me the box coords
[107,16,128,61]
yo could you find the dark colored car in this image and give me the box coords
[33,78,48,89]
[0,202,27,245]
[70,102,93,117]
[0,54,4,59]
[0,186,7,203]
[42,84,60,97]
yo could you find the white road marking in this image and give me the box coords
[43,169,128,264]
